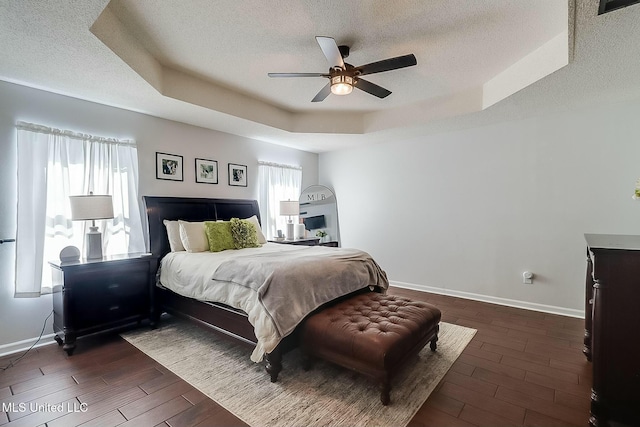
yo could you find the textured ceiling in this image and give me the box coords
[106,0,565,112]
[1,1,640,152]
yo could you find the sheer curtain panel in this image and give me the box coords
[257,162,302,240]
[15,122,144,296]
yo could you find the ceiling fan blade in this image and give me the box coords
[268,73,329,78]
[316,36,345,69]
[355,54,417,76]
[311,82,332,102]
[354,78,392,98]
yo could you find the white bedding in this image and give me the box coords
[159,243,385,362]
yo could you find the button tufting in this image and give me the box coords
[301,292,442,406]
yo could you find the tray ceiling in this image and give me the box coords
[3,1,639,152]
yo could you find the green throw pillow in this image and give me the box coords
[204,221,235,252]
[230,218,260,249]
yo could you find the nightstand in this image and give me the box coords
[49,253,157,355]
[269,237,320,246]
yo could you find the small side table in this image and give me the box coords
[49,253,157,355]
[269,237,321,246]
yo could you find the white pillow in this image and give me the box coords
[244,215,267,244]
[179,220,210,252]
[163,220,185,252]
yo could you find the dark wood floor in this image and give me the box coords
[0,287,590,427]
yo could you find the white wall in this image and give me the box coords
[0,80,318,352]
[320,97,640,316]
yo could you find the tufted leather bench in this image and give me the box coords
[300,292,441,405]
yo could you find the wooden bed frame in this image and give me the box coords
[144,196,297,381]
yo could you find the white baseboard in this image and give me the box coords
[0,333,57,358]
[390,280,585,319]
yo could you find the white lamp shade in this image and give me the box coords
[69,194,114,220]
[279,200,299,216]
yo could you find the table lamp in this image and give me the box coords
[279,200,299,240]
[69,192,114,259]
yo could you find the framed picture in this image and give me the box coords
[156,152,183,181]
[228,163,247,187]
[195,158,218,184]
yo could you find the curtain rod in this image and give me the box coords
[258,161,302,170]
[16,121,135,146]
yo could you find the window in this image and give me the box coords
[257,162,302,240]
[15,122,145,296]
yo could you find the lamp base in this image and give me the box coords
[285,222,295,241]
[85,227,103,259]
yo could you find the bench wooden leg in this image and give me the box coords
[430,326,440,351]
[380,378,391,406]
[430,336,438,351]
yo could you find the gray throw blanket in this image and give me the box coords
[212,246,389,338]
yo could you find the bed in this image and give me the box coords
[144,196,387,382]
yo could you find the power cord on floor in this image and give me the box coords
[0,310,53,372]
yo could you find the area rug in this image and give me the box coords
[122,318,476,427]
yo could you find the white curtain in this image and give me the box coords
[257,162,302,240]
[15,122,144,296]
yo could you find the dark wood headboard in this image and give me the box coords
[143,196,261,259]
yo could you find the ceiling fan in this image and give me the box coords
[268,36,417,102]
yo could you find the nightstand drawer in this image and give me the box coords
[68,265,149,327]
[88,294,148,323]
[71,268,148,298]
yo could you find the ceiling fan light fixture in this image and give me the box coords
[330,75,353,95]
[268,36,416,102]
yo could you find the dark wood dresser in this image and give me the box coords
[50,253,157,355]
[584,234,640,427]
